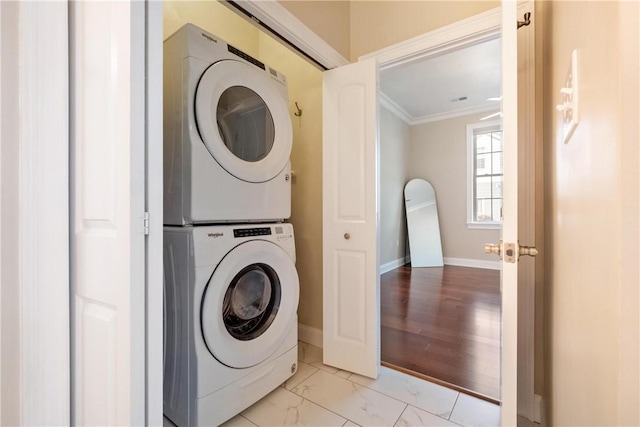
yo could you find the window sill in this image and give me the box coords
[467,222,501,230]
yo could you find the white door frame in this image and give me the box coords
[363,4,535,420]
[146,2,164,426]
[0,1,70,425]
[238,0,536,419]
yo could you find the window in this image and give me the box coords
[467,121,502,229]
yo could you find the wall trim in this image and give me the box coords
[228,0,349,69]
[534,394,544,425]
[380,256,410,274]
[444,257,500,270]
[298,323,323,348]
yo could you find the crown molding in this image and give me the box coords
[379,91,413,124]
[411,105,499,125]
[380,92,499,126]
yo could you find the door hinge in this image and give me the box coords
[143,212,150,236]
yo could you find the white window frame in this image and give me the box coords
[466,120,502,229]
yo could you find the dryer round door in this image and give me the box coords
[195,60,293,183]
[201,240,299,368]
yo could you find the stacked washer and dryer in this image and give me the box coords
[162,24,300,426]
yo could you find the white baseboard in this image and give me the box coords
[443,257,500,270]
[380,256,410,274]
[534,394,544,425]
[298,323,323,348]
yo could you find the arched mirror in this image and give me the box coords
[404,179,444,267]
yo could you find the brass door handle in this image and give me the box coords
[485,240,538,263]
[344,233,351,240]
[484,243,501,256]
[519,245,538,257]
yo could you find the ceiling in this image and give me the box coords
[380,38,501,125]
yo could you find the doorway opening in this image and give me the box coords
[378,37,503,402]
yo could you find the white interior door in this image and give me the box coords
[500,0,520,425]
[70,2,146,425]
[322,58,380,379]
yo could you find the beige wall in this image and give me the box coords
[164,1,259,55]
[542,0,639,425]
[163,1,325,330]
[257,34,325,330]
[279,0,498,62]
[279,0,350,60]
[349,1,498,60]
[408,113,500,262]
[379,107,410,266]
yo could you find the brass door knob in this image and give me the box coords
[344,233,351,240]
[519,245,538,257]
[484,243,501,256]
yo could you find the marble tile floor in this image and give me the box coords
[164,342,501,427]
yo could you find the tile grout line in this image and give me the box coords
[284,374,356,426]
[391,403,409,427]
[343,373,460,421]
[238,414,259,426]
[448,392,461,421]
[287,370,408,426]
[299,345,490,425]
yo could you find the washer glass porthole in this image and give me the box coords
[216,86,275,162]
[222,263,281,341]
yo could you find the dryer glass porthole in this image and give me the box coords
[216,86,275,163]
[222,263,281,341]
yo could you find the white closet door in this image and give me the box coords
[322,58,380,379]
[70,2,146,425]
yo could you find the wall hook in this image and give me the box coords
[517,12,531,29]
[294,102,303,117]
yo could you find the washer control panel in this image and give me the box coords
[233,227,271,238]
[232,226,294,242]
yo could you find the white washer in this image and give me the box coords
[163,223,299,427]
[164,23,293,225]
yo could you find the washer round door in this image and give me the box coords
[195,60,293,183]
[201,240,299,368]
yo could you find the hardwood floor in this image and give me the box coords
[380,264,501,401]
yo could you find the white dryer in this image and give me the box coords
[164,23,293,225]
[163,223,299,426]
